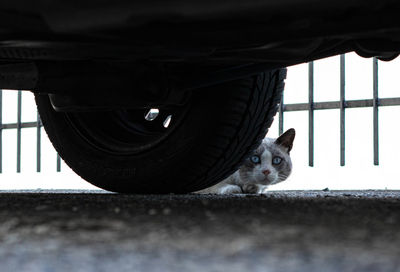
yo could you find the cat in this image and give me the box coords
[198,128,295,194]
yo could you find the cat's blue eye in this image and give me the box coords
[250,155,261,164]
[272,157,282,165]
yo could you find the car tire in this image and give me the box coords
[35,68,287,193]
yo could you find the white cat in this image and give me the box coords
[198,128,295,194]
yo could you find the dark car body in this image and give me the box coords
[0,0,400,97]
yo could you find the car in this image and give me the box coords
[0,0,399,193]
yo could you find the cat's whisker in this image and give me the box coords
[278,174,288,180]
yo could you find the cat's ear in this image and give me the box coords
[275,128,295,153]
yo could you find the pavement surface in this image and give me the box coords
[0,190,400,272]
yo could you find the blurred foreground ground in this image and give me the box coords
[0,190,400,272]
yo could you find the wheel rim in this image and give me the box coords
[64,105,187,155]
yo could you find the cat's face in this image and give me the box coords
[239,129,295,186]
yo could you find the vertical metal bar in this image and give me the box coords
[36,112,41,172]
[308,62,314,167]
[340,54,346,166]
[278,92,284,135]
[17,90,21,173]
[57,154,61,172]
[373,57,379,165]
[0,90,2,173]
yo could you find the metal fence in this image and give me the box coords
[0,54,399,173]
[0,90,61,173]
[278,55,400,167]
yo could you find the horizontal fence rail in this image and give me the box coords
[282,97,400,112]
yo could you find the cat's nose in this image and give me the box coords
[262,170,271,176]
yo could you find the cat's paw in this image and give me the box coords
[219,184,243,194]
[242,184,267,194]
[242,184,259,194]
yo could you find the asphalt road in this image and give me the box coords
[0,190,400,272]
